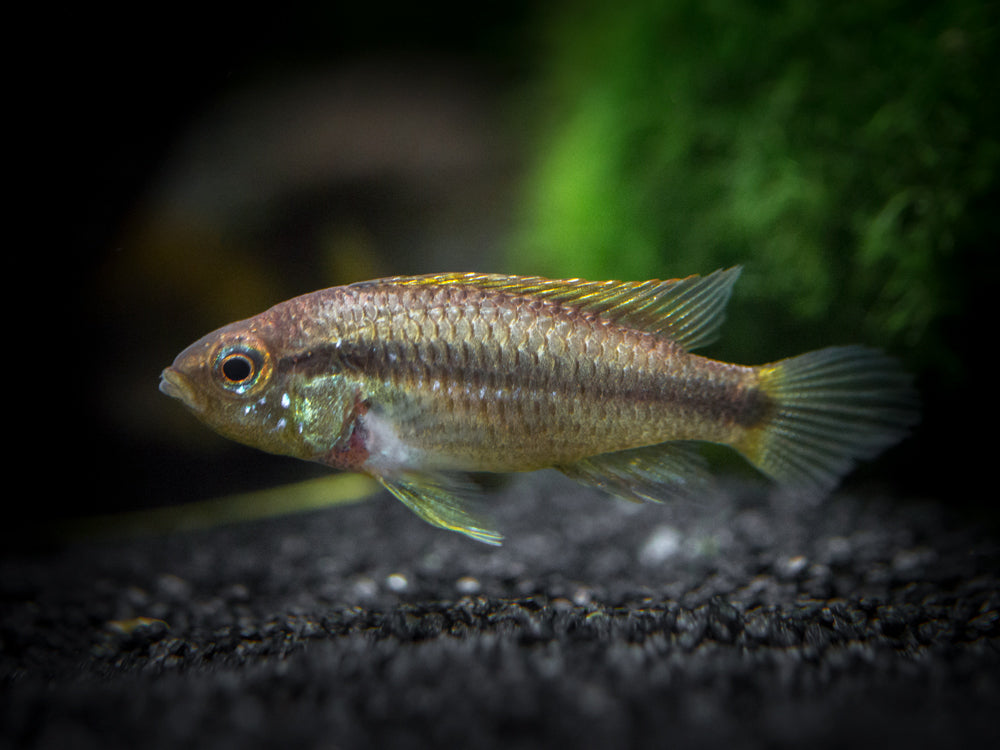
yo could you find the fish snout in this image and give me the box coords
[159,367,202,412]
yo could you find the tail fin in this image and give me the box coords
[738,346,918,493]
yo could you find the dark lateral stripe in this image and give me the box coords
[279,339,772,428]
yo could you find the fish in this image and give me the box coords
[159,268,917,544]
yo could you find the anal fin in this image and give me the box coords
[377,473,504,545]
[558,441,710,503]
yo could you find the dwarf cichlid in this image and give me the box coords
[159,269,917,544]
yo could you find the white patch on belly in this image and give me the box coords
[359,411,419,474]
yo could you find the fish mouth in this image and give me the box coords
[159,368,203,413]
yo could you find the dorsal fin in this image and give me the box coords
[367,267,742,351]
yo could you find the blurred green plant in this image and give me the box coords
[510,0,998,372]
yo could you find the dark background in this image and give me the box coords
[6,3,999,748]
[18,0,998,533]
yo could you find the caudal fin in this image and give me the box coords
[738,346,918,493]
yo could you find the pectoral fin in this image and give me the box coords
[377,473,504,545]
[559,441,710,503]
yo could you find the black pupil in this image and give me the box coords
[222,354,254,382]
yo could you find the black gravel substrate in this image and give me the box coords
[2,473,997,749]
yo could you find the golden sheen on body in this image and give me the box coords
[160,269,916,544]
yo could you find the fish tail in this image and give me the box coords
[737,346,918,493]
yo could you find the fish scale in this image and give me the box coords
[343,288,719,468]
[160,268,917,544]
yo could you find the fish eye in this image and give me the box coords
[213,344,270,395]
[221,353,254,383]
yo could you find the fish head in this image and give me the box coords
[160,315,354,461]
